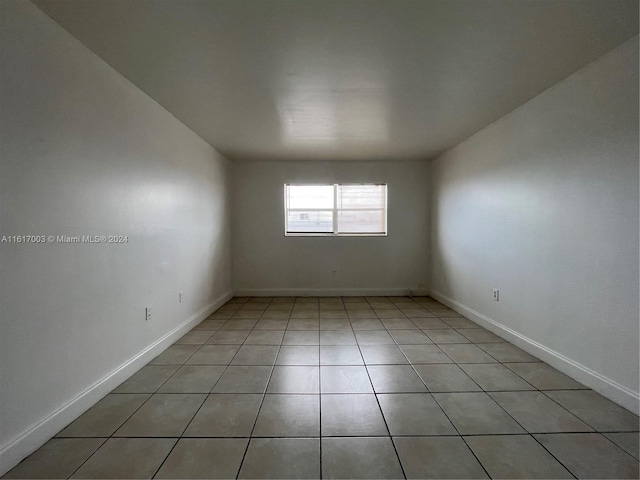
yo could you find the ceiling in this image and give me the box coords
[32,0,638,162]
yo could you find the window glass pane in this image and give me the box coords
[287,185,334,209]
[337,185,385,210]
[337,210,386,233]
[285,183,386,235]
[336,185,386,233]
[286,210,333,232]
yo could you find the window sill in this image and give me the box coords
[284,233,388,237]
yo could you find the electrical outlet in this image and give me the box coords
[492,289,499,301]
[179,292,184,303]
[145,307,152,321]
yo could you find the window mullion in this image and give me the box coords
[332,184,338,234]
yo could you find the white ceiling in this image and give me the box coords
[32,0,638,162]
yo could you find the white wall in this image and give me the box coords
[0,0,232,473]
[429,37,639,413]
[232,160,430,296]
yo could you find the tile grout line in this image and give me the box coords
[476,388,580,478]
[152,306,260,479]
[318,306,324,480]
[350,296,408,480]
[153,296,258,479]
[381,301,488,398]
[234,296,286,479]
[452,355,581,479]
[64,437,109,479]
[64,309,244,479]
[527,432,579,480]
[532,390,640,464]
[63,358,205,479]
[382,296,502,479]
[427,390,494,479]
[11,295,637,479]
[151,301,247,479]
[54,431,636,439]
[371,296,580,479]
[410,299,588,479]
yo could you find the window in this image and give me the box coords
[284,184,387,236]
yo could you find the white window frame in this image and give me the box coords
[284,183,388,237]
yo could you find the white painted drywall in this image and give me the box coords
[0,0,232,473]
[429,37,639,412]
[232,160,430,295]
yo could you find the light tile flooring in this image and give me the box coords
[5,296,639,479]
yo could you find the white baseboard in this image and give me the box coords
[430,289,640,415]
[0,289,233,476]
[234,287,431,297]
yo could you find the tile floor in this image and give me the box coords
[4,296,639,479]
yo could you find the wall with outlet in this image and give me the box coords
[232,160,430,295]
[0,1,232,471]
[429,37,639,412]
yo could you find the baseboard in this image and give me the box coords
[234,287,431,297]
[0,289,233,476]
[430,289,640,415]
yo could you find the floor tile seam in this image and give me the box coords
[396,432,589,437]
[499,362,548,388]
[429,383,493,479]
[129,390,210,455]
[69,387,160,443]
[502,361,592,393]
[223,301,282,371]
[111,364,179,394]
[175,329,218,345]
[581,428,640,434]
[152,358,240,448]
[56,431,637,440]
[63,436,110,479]
[69,300,616,476]
[419,353,485,394]
[236,303,289,478]
[316,321,362,397]
[474,344,542,364]
[537,389,637,433]
[150,435,182,479]
[162,349,229,395]
[471,382,558,443]
[457,363,539,393]
[163,339,205,370]
[539,431,640,463]
[351,315,409,480]
[318,338,323,480]
[487,382,592,417]
[394,339,455,367]
[66,340,223,446]
[386,329,446,396]
[526,432,579,479]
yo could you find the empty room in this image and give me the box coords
[0,0,638,478]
